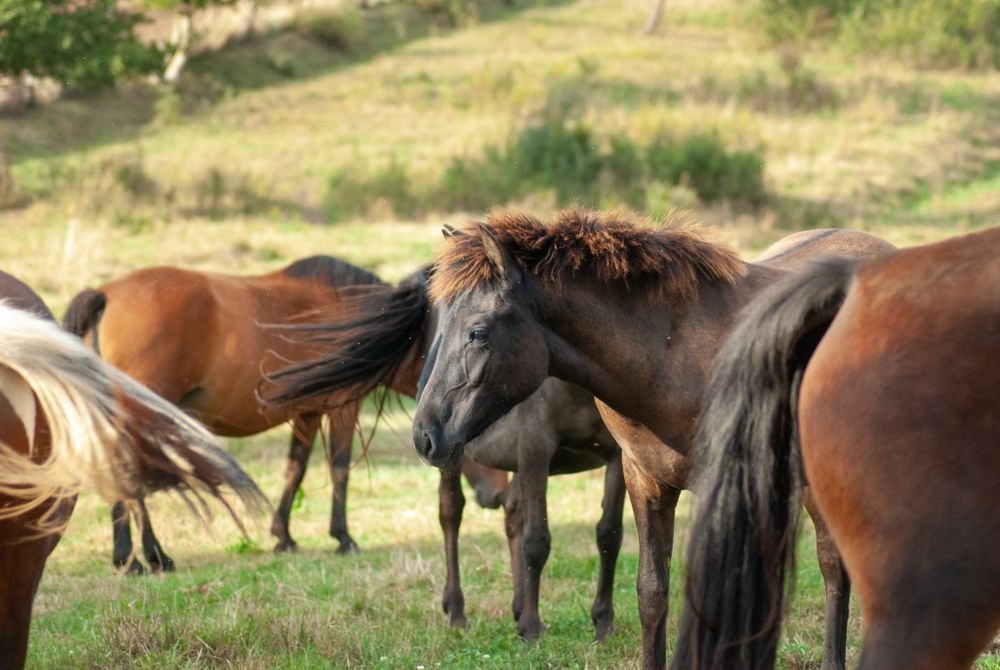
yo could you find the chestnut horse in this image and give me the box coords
[263,268,625,641]
[62,256,398,571]
[412,210,894,669]
[0,270,264,670]
[673,227,1000,670]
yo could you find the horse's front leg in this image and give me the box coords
[270,414,319,553]
[804,487,851,670]
[591,449,626,641]
[0,532,58,670]
[512,461,551,643]
[327,404,360,554]
[624,459,680,670]
[438,467,467,627]
[503,474,525,624]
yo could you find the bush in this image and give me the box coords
[647,134,766,205]
[324,159,420,222]
[292,5,364,52]
[759,0,1000,68]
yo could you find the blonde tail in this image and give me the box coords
[0,302,267,531]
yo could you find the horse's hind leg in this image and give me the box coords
[137,499,174,572]
[512,461,551,643]
[271,414,319,553]
[438,468,467,627]
[111,501,144,575]
[327,404,359,554]
[591,450,626,642]
[804,488,850,670]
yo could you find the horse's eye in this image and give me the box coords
[468,328,489,343]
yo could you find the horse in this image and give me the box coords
[262,268,626,641]
[61,256,412,572]
[0,270,264,670]
[672,227,1000,670]
[412,209,895,669]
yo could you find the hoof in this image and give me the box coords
[594,619,615,642]
[116,559,146,577]
[147,553,176,573]
[274,538,299,554]
[335,539,360,555]
[517,619,546,643]
[447,612,468,629]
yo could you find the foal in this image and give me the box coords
[674,227,1000,670]
[0,270,263,670]
[63,256,398,571]
[413,209,894,669]
[264,268,626,641]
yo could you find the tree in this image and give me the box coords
[140,0,241,82]
[0,0,162,93]
[642,0,666,35]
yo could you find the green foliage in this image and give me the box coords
[322,120,766,222]
[292,5,365,52]
[759,0,1000,68]
[0,0,162,90]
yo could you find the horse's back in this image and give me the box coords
[799,226,1000,668]
[756,228,896,270]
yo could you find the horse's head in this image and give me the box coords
[413,226,548,469]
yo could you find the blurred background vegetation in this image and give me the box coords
[2,1,1000,667]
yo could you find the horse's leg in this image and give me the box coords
[624,461,680,670]
[137,499,174,572]
[438,467,467,627]
[591,449,626,642]
[271,414,319,553]
[503,474,525,623]
[804,487,851,670]
[111,500,144,575]
[513,461,551,642]
[0,533,58,670]
[327,404,360,553]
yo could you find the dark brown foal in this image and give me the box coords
[413,209,894,669]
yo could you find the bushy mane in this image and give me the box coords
[429,209,745,304]
[282,255,384,289]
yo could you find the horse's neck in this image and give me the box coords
[540,264,780,452]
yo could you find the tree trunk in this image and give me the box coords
[642,0,666,35]
[244,0,257,38]
[163,11,193,83]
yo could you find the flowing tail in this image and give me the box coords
[672,257,856,670]
[0,302,267,531]
[62,287,106,342]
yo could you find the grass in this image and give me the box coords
[2,0,999,667]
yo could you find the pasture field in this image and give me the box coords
[2,0,1000,667]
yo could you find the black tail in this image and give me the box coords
[672,257,856,670]
[261,270,432,411]
[62,288,106,350]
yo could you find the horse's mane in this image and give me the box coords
[429,209,745,304]
[282,255,384,289]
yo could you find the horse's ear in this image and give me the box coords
[478,224,521,286]
[441,224,465,238]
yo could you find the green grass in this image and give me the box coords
[3,0,1000,667]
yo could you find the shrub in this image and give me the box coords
[324,159,420,222]
[292,5,364,52]
[759,0,1000,68]
[648,134,766,205]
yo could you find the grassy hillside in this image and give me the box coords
[2,0,999,667]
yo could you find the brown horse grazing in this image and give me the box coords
[412,210,895,669]
[263,269,626,642]
[62,256,402,572]
[673,227,1000,670]
[0,270,264,670]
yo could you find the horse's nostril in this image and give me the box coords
[418,431,433,457]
